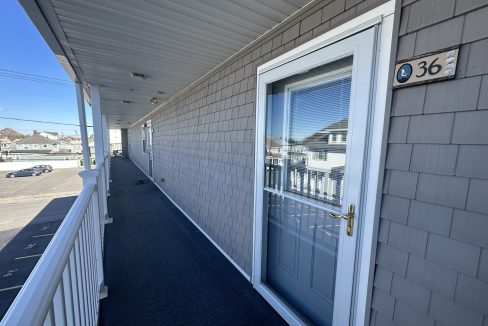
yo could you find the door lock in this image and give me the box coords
[328,204,355,236]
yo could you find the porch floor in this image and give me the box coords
[99,157,285,325]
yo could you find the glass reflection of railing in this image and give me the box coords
[288,168,344,206]
[265,163,282,190]
[265,161,344,206]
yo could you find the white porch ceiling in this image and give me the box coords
[23,0,311,128]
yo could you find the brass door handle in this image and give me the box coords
[328,204,355,236]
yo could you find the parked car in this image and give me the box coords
[31,165,53,173]
[5,168,43,178]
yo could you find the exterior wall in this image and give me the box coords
[128,127,148,171]
[370,1,488,325]
[121,128,128,156]
[15,143,55,151]
[129,0,389,275]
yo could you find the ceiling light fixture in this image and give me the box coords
[130,72,146,80]
[121,100,131,104]
[150,97,158,104]
[157,90,166,95]
[128,88,139,92]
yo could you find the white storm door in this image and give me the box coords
[254,27,376,326]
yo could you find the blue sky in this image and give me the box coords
[0,0,92,137]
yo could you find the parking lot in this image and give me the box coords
[0,168,82,318]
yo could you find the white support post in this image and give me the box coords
[102,114,111,193]
[76,82,91,170]
[90,86,111,222]
[102,114,109,157]
[90,86,105,167]
[79,169,108,299]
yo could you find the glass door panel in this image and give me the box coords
[264,57,352,326]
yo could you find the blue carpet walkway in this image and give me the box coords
[99,157,285,325]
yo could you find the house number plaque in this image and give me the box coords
[393,48,459,88]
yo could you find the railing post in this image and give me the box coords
[79,169,108,299]
[100,161,112,225]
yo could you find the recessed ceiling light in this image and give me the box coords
[130,72,146,80]
[157,90,166,95]
[121,100,131,104]
[150,97,158,104]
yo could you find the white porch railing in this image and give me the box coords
[0,155,111,326]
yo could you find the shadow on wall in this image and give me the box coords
[0,196,77,319]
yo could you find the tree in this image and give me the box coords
[0,128,27,141]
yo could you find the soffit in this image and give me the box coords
[35,0,311,128]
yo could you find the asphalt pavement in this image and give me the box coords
[0,168,82,319]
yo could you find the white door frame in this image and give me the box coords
[252,2,395,325]
[146,119,154,179]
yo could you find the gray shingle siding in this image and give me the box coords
[371,1,488,325]
[128,126,149,172]
[128,0,389,276]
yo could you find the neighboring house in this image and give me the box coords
[15,134,58,153]
[15,1,488,326]
[69,139,83,153]
[0,138,16,155]
[59,136,84,153]
[58,139,75,153]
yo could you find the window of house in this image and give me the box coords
[43,144,48,148]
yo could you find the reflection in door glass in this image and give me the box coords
[264,57,352,207]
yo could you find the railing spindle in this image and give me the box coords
[62,258,75,325]
[52,281,67,326]
[80,219,93,324]
[74,237,87,326]
[69,251,81,326]
[43,306,54,326]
